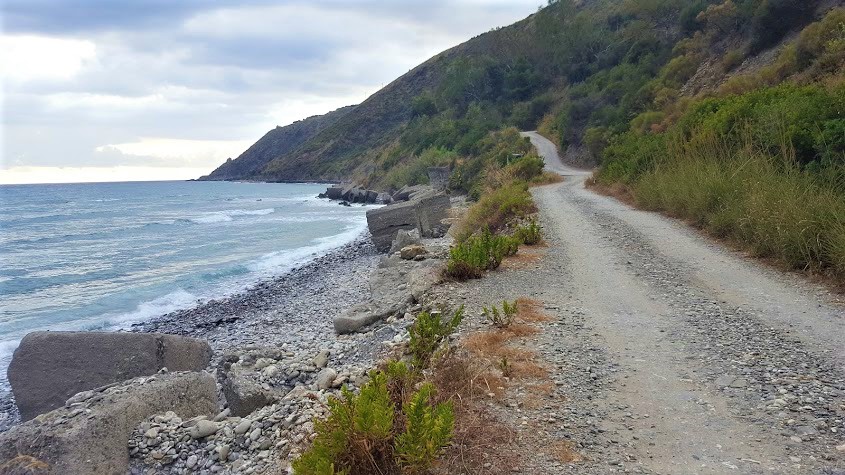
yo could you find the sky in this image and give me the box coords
[1,0,543,184]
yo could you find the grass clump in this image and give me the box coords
[455,181,536,241]
[409,306,465,369]
[445,229,519,280]
[514,218,542,245]
[483,300,518,328]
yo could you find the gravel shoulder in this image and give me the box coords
[434,133,845,473]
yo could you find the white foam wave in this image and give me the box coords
[99,289,199,330]
[190,208,275,224]
[247,218,367,274]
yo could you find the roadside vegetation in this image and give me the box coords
[294,297,559,474]
[594,6,845,279]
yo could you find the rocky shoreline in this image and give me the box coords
[0,183,460,474]
[0,234,380,434]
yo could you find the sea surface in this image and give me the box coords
[0,181,373,388]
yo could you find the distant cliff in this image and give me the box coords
[198,106,355,181]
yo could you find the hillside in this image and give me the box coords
[198,105,354,181]
[205,0,843,191]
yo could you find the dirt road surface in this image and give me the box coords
[453,132,845,473]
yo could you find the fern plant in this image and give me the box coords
[483,300,517,328]
[395,383,455,473]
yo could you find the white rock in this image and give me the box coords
[186,454,198,468]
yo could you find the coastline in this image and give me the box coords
[0,231,386,433]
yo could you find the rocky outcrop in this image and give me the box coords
[366,192,451,252]
[334,249,444,334]
[0,371,217,475]
[319,184,387,204]
[8,331,212,421]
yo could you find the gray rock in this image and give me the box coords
[315,368,338,390]
[333,301,406,335]
[0,372,217,475]
[312,350,330,369]
[234,419,252,435]
[325,185,344,200]
[186,455,198,469]
[389,229,421,255]
[190,420,219,439]
[365,192,450,252]
[219,365,278,417]
[8,331,212,421]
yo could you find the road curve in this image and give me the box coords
[520,131,591,176]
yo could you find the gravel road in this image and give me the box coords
[456,132,845,473]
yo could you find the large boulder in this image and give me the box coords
[218,362,280,417]
[8,331,212,421]
[389,228,421,254]
[325,185,344,200]
[365,192,451,252]
[0,371,217,475]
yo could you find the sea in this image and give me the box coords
[0,181,374,389]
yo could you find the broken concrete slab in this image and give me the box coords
[8,331,213,421]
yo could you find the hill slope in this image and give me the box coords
[199,106,354,181]
[205,0,843,190]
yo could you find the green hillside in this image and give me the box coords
[210,0,843,193]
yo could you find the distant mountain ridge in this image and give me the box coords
[198,106,355,181]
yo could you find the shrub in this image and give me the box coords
[482,301,518,328]
[446,229,519,280]
[409,307,465,369]
[514,218,542,245]
[293,363,455,475]
[293,373,395,475]
[721,49,745,72]
[394,383,454,473]
[456,182,536,240]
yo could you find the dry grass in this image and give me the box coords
[551,441,586,463]
[500,251,543,270]
[428,355,520,474]
[530,172,565,187]
[515,298,553,323]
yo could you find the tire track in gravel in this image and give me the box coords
[519,132,845,474]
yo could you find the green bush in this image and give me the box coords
[456,181,536,240]
[446,229,519,280]
[482,300,518,328]
[409,307,464,369]
[394,383,454,473]
[293,363,454,475]
[514,218,542,245]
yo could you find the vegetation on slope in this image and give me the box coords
[595,7,845,278]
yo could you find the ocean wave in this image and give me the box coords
[190,208,276,224]
[247,219,367,274]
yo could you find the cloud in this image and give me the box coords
[1,0,543,184]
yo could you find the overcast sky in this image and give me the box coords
[0,0,542,184]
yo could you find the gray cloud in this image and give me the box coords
[2,0,542,177]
